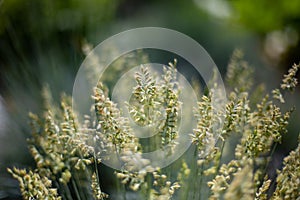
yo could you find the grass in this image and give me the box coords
[8,50,300,200]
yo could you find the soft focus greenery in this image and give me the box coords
[229,0,300,33]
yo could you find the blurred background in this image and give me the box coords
[0,0,300,199]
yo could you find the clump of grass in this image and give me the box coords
[8,50,300,200]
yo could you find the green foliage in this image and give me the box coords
[230,0,300,33]
[0,0,118,37]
